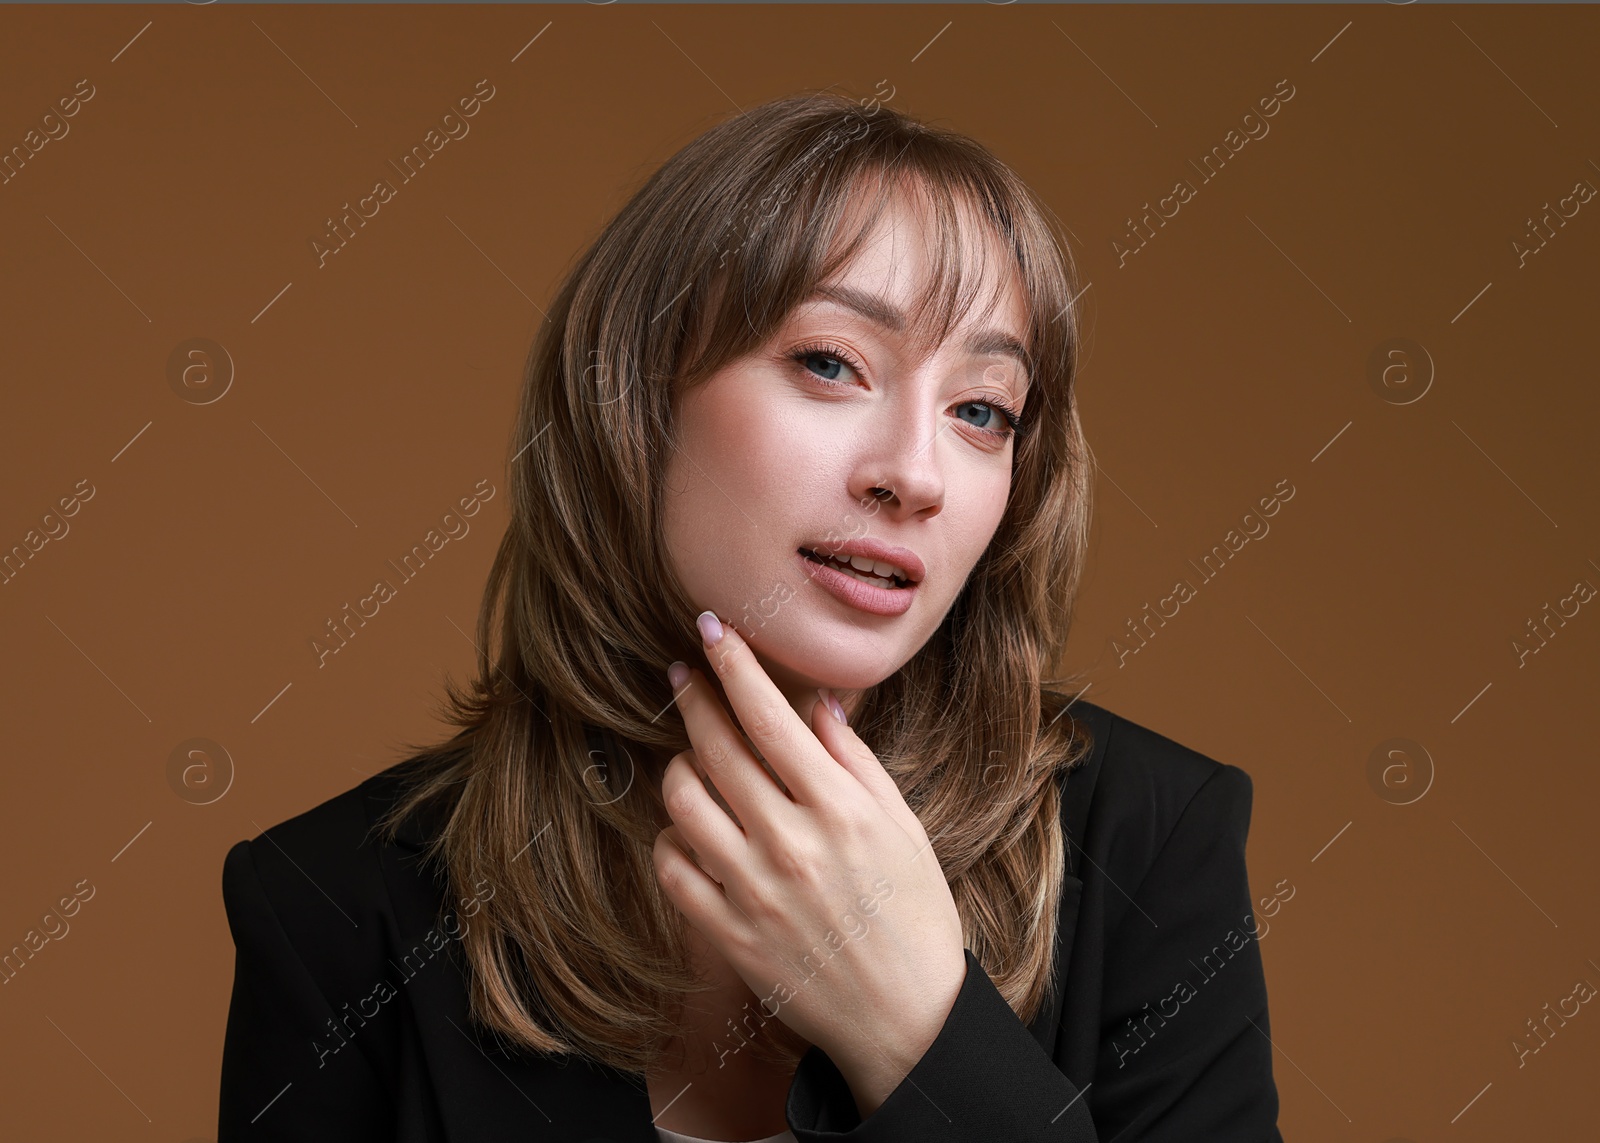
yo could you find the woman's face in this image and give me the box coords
[661,192,1031,717]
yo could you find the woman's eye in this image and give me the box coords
[954,399,1023,441]
[788,342,863,385]
[956,401,998,431]
[800,351,848,382]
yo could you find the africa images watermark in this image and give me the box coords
[1,78,96,190]
[310,478,496,668]
[1510,167,1595,270]
[1110,477,1297,668]
[1112,78,1297,269]
[1110,877,1295,1068]
[1510,563,1595,670]
[309,78,497,270]
[706,876,896,1069]
[0,477,96,589]
[1,878,97,987]
[1511,957,1599,1070]
[310,874,496,1068]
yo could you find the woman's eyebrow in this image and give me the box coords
[808,284,1033,378]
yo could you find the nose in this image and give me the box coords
[850,401,946,521]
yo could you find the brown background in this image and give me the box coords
[2,3,1597,1139]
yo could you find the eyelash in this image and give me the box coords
[786,340,1025,441]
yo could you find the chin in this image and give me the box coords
[740,610,918,694]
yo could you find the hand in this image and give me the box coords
[651,611,969,1116]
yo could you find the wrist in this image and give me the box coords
[831,952,969,1118]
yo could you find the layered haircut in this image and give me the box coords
[375,89,1096,1075]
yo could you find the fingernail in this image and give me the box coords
[820,687,848,725]
[668,661,689,691]
[696,610,725,646]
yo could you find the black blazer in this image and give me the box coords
[217,699,1284,1141]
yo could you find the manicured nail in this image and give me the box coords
[696,610,725,646]
[820,687,848,725]
[668,661,689,691]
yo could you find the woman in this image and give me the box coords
[218,91,1284,1142]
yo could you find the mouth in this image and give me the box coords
[798,547,914,590]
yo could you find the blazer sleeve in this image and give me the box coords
[1090,764,1283,1141]
[786,944,1098,1142]
[217,838,396,1142]
[785,763,1282,1143]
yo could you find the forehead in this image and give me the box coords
[794,187,1032,373]
[833,187,1024,321]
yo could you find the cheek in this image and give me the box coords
[686,380,831,519]
[662,378,810,591]
[928,468,1012,600]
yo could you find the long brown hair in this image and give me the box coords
[375,89,1096,1076]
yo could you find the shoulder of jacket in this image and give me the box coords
[1061,699,1253,877]
[221,761,429,1000]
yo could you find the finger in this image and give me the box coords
[671,652,793,827]
[660,823,722,886]
[678,741,741,824]
[695,611,837,806]
[660,749,747,880]
[653,828,743,934]
[808,695,927,843]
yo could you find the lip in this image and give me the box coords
[798,537,926,585]
[795,549,920,617]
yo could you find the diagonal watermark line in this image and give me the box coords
[511,819,552,862]
[1311,420,1351,463]
[1310,820,1351,863]
[1451,21,1556,128]
[447,214,546,316]
[1245,1015,1351,1122]
[46,215,151,322]
[111,20,152,63]
[1311,20,1351,63]
[1051,1080,1093,1122]
[1450,281,1492,324]
[911,21,952,63]
[252,1081,292,1123]
[1051,23,1158,128]
[1246,615,1351,722]
[44,614,151,722]
[111,421,153,463]
[652,21,748,122]
[1093,459,1157,528]
[252,281,293,324]
[252,420,359,528]
[46,1016,151,1122]
[1245,215,1351,322]
[511,20,553,63]
[1450,680,1491,725]
[252,21,358,128]
[1451,819,1558,928]
[251,681,294,725]
[1451,1080,1493,1124]
[1449,420,1557,527]
[1052,279,1093,324]
[650,1080,694,1125]
[112,821,152,862]
[511,420,552,465]
[249,818,360,928]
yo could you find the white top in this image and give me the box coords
[656,1127,797,1143]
